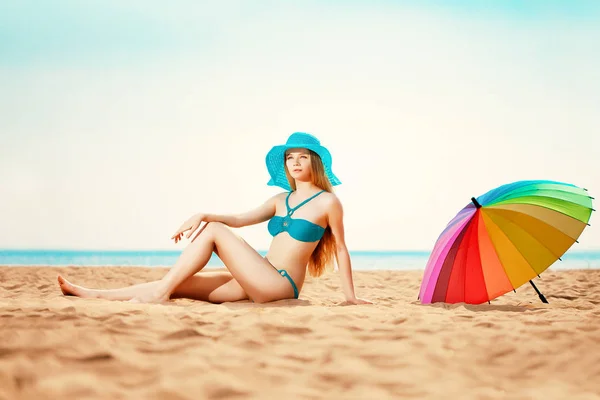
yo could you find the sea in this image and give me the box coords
[1,249,599,271]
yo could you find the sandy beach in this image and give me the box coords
[1,266,599,400]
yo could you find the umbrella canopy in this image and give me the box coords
[419,180,594,305]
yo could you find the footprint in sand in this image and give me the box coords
[57,352,115,362]
[317,372,354,389]
[239,339,264,349]
[359,353,404,368]
[163,328,210,340]
[539,329,570,339]
[205,385,249,400]
[115,310,145,316]
[275,326,313,335]
[345,325,364,332]
[258,322,313,336]
[576,325,598,333]
[37,284,52,290]
[56,314,78,321]
[488,347,516,360]
[0,347,18,358]
[285,354,314,363]
[78,353,115,362]
[473,322,498,329]
[524,319,552,326]
[178,315,214,327]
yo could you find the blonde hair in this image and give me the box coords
[284,149,337,277]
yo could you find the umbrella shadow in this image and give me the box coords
[415,301,548,313]
[461,303,548,313]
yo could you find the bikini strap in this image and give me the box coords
[286,190,326,216]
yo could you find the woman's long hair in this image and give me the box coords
[285,149,337,277]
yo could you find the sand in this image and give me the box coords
[0,266,599,400]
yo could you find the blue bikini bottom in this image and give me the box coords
[277,269,299,299]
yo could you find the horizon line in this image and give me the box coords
[1,248,599,254]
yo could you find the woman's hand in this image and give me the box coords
[171,213,206,244]
[340,297,373,306]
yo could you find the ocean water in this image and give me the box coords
[0,249,598,271]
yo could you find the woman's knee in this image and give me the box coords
[203,221,228,238]
[205,221,227,232]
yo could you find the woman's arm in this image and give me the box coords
[205,194,280,228]
[327,195,372,305]
[171,193,281,243]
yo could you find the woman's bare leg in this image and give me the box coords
[58,276,160,301]
[58,271,249,303]
[131,222,294,304]
[57,222,293,304]
[171,271,249,303]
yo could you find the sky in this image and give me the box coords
[1,0,599,252]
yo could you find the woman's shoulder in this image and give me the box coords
[267,191,290,204]
[320,191,343,209]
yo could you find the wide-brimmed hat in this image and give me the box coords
[265,132,342,191]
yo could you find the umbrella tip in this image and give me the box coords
[471,197,482,208]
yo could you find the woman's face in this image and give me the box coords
[285,148,312,183]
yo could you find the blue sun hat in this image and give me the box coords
[265,132,342,191]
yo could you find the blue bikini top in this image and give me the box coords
[268,190,326,243]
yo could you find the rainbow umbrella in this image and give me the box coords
[419,180,594,305]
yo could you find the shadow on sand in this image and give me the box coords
[413,301,549,313]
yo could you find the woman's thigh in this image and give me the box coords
[171,271,248,303]
[207,222,296,303]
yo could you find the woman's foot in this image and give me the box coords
[57,275,94,298]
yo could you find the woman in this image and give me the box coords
[58,132,372,305]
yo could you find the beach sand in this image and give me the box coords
[0,266,599,400]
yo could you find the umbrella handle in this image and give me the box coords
[529,280,549,304]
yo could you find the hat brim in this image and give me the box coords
[265,144,342,191]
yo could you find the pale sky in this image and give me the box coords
[1,1,599,252]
